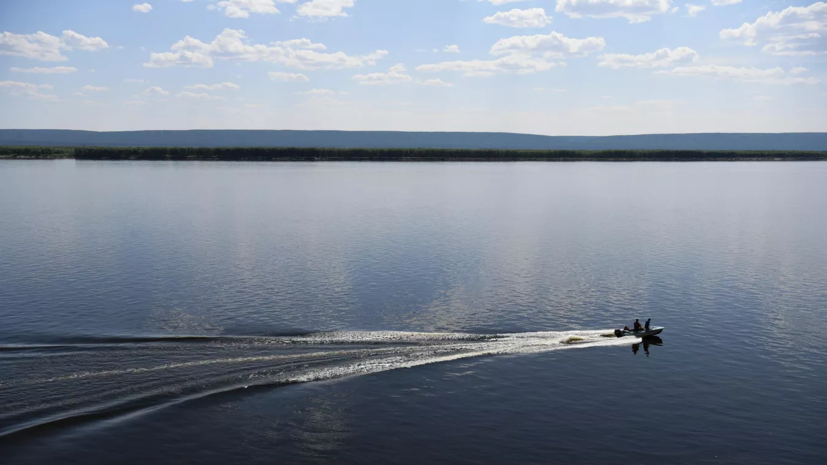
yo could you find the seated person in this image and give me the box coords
[633,319,643,331]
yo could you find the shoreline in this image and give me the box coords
[1,146,826,162]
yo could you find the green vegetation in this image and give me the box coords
[1,146,825,161]
[0,146,74,159]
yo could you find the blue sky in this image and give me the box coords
[1,0,825,135]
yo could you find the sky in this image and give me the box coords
[0,0,825,135]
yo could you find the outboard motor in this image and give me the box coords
[614,329,623,338]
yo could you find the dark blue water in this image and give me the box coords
[1,160,825,464]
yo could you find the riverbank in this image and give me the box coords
[1,146,826,161]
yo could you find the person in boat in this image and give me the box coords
[633,319,643,331]
[645,318,651,330]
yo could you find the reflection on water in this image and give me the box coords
[632,336,663,357]
[290,394,352,461]
[1,161,825,349]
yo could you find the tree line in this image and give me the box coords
[0,146,74,158]
[1,146,825,161]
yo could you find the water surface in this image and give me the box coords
[1,161,825,464]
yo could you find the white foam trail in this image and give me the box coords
[0,329,640,438]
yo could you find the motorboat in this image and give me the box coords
[614,327,664,338]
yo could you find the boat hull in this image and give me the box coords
[618,327,664,338]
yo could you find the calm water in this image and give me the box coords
[1,160,826,464]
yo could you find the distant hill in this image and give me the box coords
[1,130,826,151]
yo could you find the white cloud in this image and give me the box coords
[10,66,77,74]
[790,66,808,74]
[145,29,387,69]
[555,0,673,24]
[184,82,241,90]
[274,38,327,50]
[61,31,110,51]
[418,79,453,87]
[269,71,310,82]
[710,0,740,5]
[598,47,699,69]
[490,31,606,57]
[125,100,147,105]
[143,86,170,96]
[418,30,603,77]
[657,65,819,85]
[81,85,109,92]
[754,95,772,101]
[133,3,153,13]
[352,63,414,85]
[483,8,553,28]
[720,3,827,56]
[176,91,226,100]
[0,30,109,61]
[144,50,214,68]
[0,80,59,100]
[685,4,705,17]
[417,54,559,77]
[443,44,461,53]
[209,0,293,18]
[296,0,354,18]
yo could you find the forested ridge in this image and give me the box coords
[2,130,827,151]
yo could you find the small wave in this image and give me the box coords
[1,334,269,347]
[0,344,68,352]
[0,329,632,440]
[282,330,503,344]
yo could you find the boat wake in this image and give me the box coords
[0,330,633,439]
